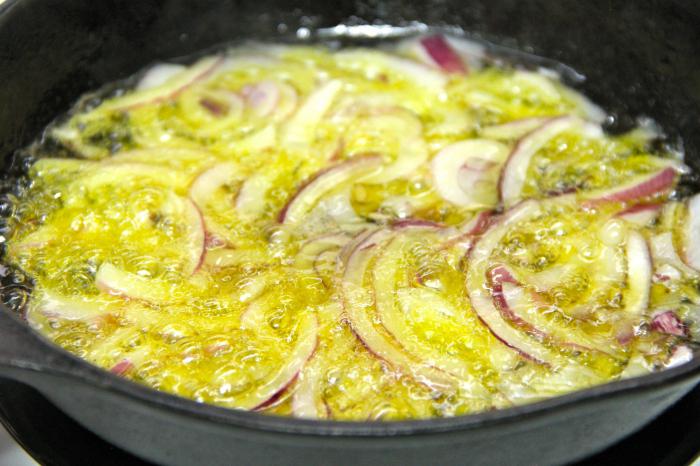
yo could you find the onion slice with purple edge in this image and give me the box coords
[622,230,652,319]
[28,289,108,325]
[95,263,178,303]
[419,35,467,74]
[431,139,508,208]
[372,233,489,390]
[282,79,343,148]
[683,193,700,271]
[480,117,551,141]
[136,63,186,90]
[341,229,457,390]
[163,196,206,275]
[279,155,382,224]
[582,164,679,205]
[101,56,223,111]
[189,162,239,208]
[241,312,318,411]
[651,310,688,337]
[466,200,563,365]
[355,113,429,184]
[649,232,699,278]
[291,360,327,419]
[499,116,579,208]
[487,264,622,356]
[615,203,662,226]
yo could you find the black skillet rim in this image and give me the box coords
[0,0,699,440]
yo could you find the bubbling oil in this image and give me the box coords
[1,33,697,420]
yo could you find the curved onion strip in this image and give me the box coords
[356,113,428,184]
[136,63,187,90]
[295,234,352,272]
[615,203,662,226]
[488,265,621,356]
[651,310,688,337]
[499,116,578,208]
[650,232,699,278]
[419,35,467,74]
[189,162,239,209]
[291,358,327,419]
[235,174,273,219]
[480,117,551,140]
[621,231,652,334]
[583,165,679,205]
[283,80,343,148]
[182,198,207,275]
[102,56,223,111]
[466,200,562,364]
[373,235,487,390]
[684,193,700,270]
[95,263,176,303]
[336,50,448,89]
[279,155,382,224]
[341,230,456,390]
[29,289,107,323]
[239,313,318,410]
[431,139,508,208]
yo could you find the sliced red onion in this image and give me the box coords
[32,290,107,321]
[683,193,700,271]
[488,264,620,356]
[356,113,428,184]
[583,165,678,205]
[159,193,206,275]
[279,155,382,224]
[615,203,662,226]
[466,200,561,364]
[110,359,133,376]
[282,80,343,148]
[295,233,351,285]
[419,35,467,74]
[487,266,546,340]
[95,263,175,303]
[235,174,273,219]
[431,139,508,208]
[240,313,318,410]
[373,235,489,390]
[104,56,223,111]
[291,362,326,419]
[189,162,239,208]
[137,64,187,91]
[182,198,207,275]
[480,117,551,140]
[623,231,652,318]
[649,232,699,278]
[341,229,456,390]
[391,219,445,230]
[651,310,688,337]
[653,264,682,283]
[242,80,281,118]
[499,116,578,208]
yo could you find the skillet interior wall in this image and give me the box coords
[0,0,699,255]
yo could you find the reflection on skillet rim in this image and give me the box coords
[2,306,698,436]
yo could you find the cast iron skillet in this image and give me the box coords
[0,1,699,465]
